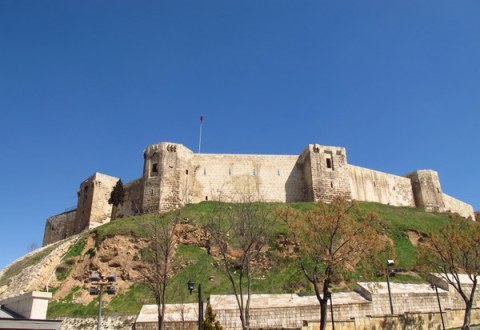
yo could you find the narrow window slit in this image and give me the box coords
[326,158,332,169]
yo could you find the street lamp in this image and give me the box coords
[431,283,446,330]
[187,279,203,330]
[89,272,117,330]
[386,259,395,315]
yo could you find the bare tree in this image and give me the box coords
[417,218,480,330]
[204,194,277,330]
[140,212,180,330]
[279,197,390,330]
[27,242,39,252]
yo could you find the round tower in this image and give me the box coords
[142,142,193,214]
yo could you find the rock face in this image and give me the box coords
[43,142,475,247]
[2,221,216,304]
[49,234,151,304]
[1,219,288,305]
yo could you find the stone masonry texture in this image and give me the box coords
[43,142,476,245]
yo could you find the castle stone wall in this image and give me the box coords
[142,144,163,214]
[210,293,371,330]
[406,170,445,212]
[304,309,480,330]
[442,193,475,220]
[42,210,76,246]
[115,178,144,218]
[174,144,194,209]
[357,282,450,316]
[143,143,193,214]
[348,165,415,207]
[190,153,306,203]
[304,144,352,202]
[87,173,118,228]
[75,173,118,233]
[43,142,476,246]
[156,143,193,212]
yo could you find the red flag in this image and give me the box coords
[200,115,204,124]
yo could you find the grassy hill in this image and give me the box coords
[0,201,459,318]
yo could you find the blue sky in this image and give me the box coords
[0,1,478,269]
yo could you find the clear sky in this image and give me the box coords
[0,1,478,269]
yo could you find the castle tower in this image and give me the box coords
[74,173,119,234]
[142,142,193,214]
[406,170,445,212]
[301,144,352,202]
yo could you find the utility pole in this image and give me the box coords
[198,115,204,153]
[386,259,395,315]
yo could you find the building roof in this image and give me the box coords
[357,282,448,295]
[136,303,199,324]
[0,318,62,330]
[0,306,61,330]
[209,293,369,310]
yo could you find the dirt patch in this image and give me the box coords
[53,235,149,303]
[51,224,213,303]
[407,230,427,246]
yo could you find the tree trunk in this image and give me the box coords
[319,300,328,330]
[461,300,472,330]
[246,267,251,330]
[111,204,117,220]
[157,304,164,330]
[239,311,246,330]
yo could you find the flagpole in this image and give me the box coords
[198,116,203,153]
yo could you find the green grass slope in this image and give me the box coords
[46,201,458,317]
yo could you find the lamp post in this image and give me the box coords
[325,290,335,330]
[89,272,117,330]
[187,279,203,330]
[386,259,395,315]
[431,283,446,330]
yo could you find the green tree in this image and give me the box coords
[108,179,125,219]
[202,303,223,330]
[280,197,390,330]
[417,218,480,330]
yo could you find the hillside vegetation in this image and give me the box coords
[0,201,459,318]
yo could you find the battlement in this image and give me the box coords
[43,142,475,246]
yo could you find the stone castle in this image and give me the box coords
[43,142,475,245]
